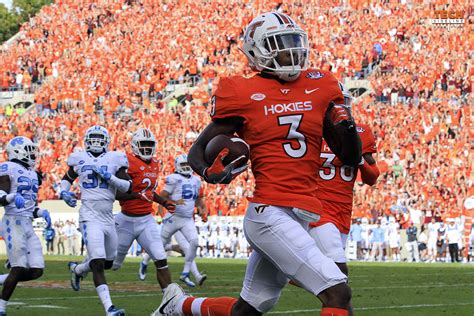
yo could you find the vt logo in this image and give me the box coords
[254,204,269,214]
[280,89,290,95]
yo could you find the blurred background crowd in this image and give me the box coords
[0,0,472,260]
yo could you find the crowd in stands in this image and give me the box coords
[0,0,472,248]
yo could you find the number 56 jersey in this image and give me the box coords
[67,151,128,223]
[210,70,345,215]
[164,173,202,218]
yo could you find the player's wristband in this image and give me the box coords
[109,175,132,193]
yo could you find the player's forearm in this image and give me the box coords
[338,124,362,167]
[109,175,132,193]
[60,179,72,192]
[360,162,380,186]
[188,138,209,177]
[153,192,168,206]
[116,190,140,201]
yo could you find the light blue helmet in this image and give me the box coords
[175,154,192,176]
[85,125,110,153]
[6,136,38,167]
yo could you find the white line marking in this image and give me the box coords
[269,302,474,314]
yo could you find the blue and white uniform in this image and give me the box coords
[0,161,43,268]
[67,150,128,260]
[161,173,201,271]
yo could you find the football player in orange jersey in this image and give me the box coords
[112,128,176,291]
[308,88,380,315]
[154,12,361,316]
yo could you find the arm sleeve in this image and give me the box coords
[210,77,247,122]
[359,125,377,154]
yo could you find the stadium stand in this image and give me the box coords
[0,0,471,259]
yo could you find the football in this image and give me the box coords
[205,134,250,168]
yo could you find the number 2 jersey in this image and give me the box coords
[312,124,377,233]
[0,161,40,218]
[119,153,160,216]
[67,150,128,223]
[210,70,345,215]
[164,173,202,218]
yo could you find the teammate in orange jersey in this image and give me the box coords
[310,122,379,269]
[308,88,380,316]
[112,128,176,291]
[154,12,361,316]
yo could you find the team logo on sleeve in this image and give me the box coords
[356,126,365,133]
[250,93,266,101]
[306,71,324,80]
[210,95,216,116]
[78,160,85,165]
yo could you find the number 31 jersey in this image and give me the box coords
[210,70,345,215]
[0,161,40,218]
[164,173,202,218]
[67,150,128,221]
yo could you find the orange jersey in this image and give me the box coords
[211,70,345,214]
[312,124,377,233]
[119,153,160,215]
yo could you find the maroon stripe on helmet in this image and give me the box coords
[277,13,291,25]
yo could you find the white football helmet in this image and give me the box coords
[84,125,110,153]
[131,128,156,161]
[242,12,309,81]
[175,154,192,176]
[6,136,38,167]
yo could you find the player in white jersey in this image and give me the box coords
[427,218,439,262]
[0,136,51,316]
[148,154,207,287]
[59,126,131,316]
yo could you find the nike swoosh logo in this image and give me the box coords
[159,295,176,314]
[305,88,320,94]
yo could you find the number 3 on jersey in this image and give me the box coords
[319,153,355,182]
[278,114,307,158]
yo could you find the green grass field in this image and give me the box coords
[1,256,473,316]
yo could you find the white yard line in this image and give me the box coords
[269,302,474,314]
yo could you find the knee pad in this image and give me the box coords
[104,260,114,270]
[89,258,105,271]
[154,259,168,270]
[29,268,43,280]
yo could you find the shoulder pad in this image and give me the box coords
[67,151,84,167]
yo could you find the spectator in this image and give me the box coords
[405,221,419,262]
[349,218,363,260]
[446,219,461,262]
[43,225,56,255]
[370,221,385,261]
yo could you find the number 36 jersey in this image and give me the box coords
[67,151,128,223]
[164,173,202,218]
[0,161,40,218]
[210,70,345,215]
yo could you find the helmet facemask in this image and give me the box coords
[85,133,109,153]
[248,28,309,81]
[175,154,192,176]
[7,137,38,167]
[132,140,156,161]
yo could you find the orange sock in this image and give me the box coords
[201,297,237,316]
[321,307,348,316]
[182,297,195,316]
